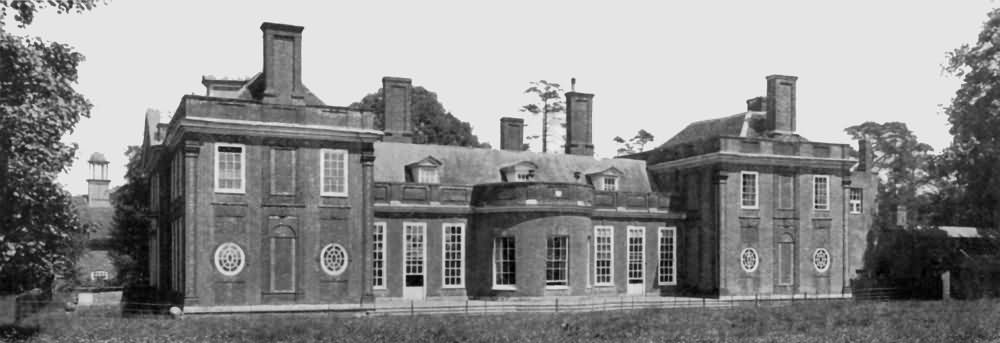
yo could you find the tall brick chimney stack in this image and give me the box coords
[382,77,413,143]
[565,89,595,156]
[500,117,525,151]
[260,22,306,105]
[765,75,797,133]
[858,139,874,172]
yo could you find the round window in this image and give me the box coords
[320,244,348,275]
[813,248,831,272]
[214,242,245,276]
[740,248,759,272]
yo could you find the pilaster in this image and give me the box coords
[360,147,376,301]
[183,141,202,304]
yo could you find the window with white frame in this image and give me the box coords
[443,223,465,287]
[90,271,109,281]
[849,188,863,214]
[372,222,386,289]
[321,149,348,196]
[741,171,758,208]
[493,237,516,288]
[813,248,831,272]
[417,167,440,184]
[658,227,677,285]
[627,226,645,285]
[320,243,348,276]
[214,144,245,193]
[601,177,619,191]
[214,242,245,276]
[740,247,758,273]
[594,226,614,286]
[813,175,830,210]
[546,236,569,287]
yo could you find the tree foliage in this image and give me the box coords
[108,145,150,286]
[1,0,101,28]
[0,31,92,294]
[520,80,565,153]
[844,121,934,228]
[353,86,488,148]
[613,129,655,156]
[940,8,1000,228]
[0,0,97,294]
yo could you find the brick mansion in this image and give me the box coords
[139,22,876,311]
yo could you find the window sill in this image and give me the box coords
[492,285,517,291]
[593,283,615,288]
[441,285,465,289]
[215,190,246,194]
[320,193,349,198]
[658,282,678,286]
[545,285,569,290]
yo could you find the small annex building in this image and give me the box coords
[140,22,876,311]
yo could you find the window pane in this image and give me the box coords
[813,176,829,210]
[372,223,385,288]
[494,237,516,286]
[594,226,613,285]
[658,228,675,284]
[322,150,346,194]
[741,172,757,207]
[546,236,568,286]
[443,224,464,286]
[628,227,644,282]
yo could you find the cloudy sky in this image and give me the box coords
[10,1,998,195]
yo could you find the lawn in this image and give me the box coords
[3,300,1000,342]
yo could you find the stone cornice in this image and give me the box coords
[648,151,855,172]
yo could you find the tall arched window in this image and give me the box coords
[777,233,795,286]
[270,225,296,293]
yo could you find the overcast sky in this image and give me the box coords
[11,1,999,195]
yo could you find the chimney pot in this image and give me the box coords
[746,96,767,112]
[765,74,798,133]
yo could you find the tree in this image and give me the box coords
[844,121,934,228]
[613,129,655,156]
[520,80,565,153]
[0,0,97,294]
[352,86,488,148]
[941,8,1000,228]
[108,146,150,286]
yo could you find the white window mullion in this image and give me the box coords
[442,223,465,288]
[594,226,614,286]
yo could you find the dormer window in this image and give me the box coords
[586,166,624,192]
[417,167,439,184]
[601,176,618,191]
[405,156,443,184]
[500,161,538,182]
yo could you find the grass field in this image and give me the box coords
[3,300,1000,342]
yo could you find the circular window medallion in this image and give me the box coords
[214,242,245,276]
[740,248,759,272]
[321,244,348,275]
[813,248,831,272]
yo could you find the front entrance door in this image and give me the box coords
[403,223,426,299]
[627,226,645,295]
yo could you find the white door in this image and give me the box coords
[403,223,426,299]
[627,226,645,295]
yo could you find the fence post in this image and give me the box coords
[410,300,414,316]
[555,298,559,313]
[755,293,758,307]
[465,300,469,314]
[620,296,624,311]
[702,297,706,308]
